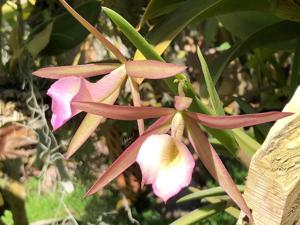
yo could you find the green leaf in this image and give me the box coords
[26,23,53,58]
[232,129,260,156]
[177,185,244,203]
[272,0,300,22]
[197,47,224,115]
[170,202,227,225]
[103,7,162,61]
[42,0,101,55]
[218,11,282,39]
[211,20,300,83]
[145,0,271,55]
[138,0,185,29]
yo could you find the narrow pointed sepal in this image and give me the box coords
[185,116,253,222]
[186,111,293,129]
[32,63,120,79]
[72,102,175,121]
[125,60,186,79]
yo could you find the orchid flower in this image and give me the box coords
[71,96,292,221]
[32,0,186,158]
[33,60,185,158]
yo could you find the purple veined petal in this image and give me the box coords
[185,111,293,129]
[184,116,253,222]
[72,101,176,120]
[137,134,195,202]
[85,115,173,196]
[47,76,93,131]
[174,96,193,111]
[32,63,120,79]
[125,60,186,79]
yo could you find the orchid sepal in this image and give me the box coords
[125,60,186,79]
[184,115,253,222]
[185,111,293,129]
[72,101,176,120]
[32,63,120,79]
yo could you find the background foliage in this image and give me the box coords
[0,0,299,224]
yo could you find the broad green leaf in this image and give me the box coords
[138,0,185,29]
[177,185,244,203]
[145,0,271,55]
[290,41,300,95]
[197,47,224,115]
[211,21,300,83]
[42,0,101,55]
[218,11,282,39]
[170,202,227,225]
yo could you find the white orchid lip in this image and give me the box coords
[136,134,195,202]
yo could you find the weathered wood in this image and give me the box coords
[237,88,300,225]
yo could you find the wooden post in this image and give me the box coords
[237,88,300,225]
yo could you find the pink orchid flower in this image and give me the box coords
[46,65,127,131]
[71,96,292,221]
[33,60,185,157]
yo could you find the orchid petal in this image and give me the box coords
[85,115,173,196]
[174,96,193,111]
[65,66,127,158]
[47,76,92,130]
[47,66,127,131]
[125,60,186,79]
[72,102,175,120]
[185,116,253,222]
[137,134,194,202]
[186,111,292,129]
[86,65,127,102]
[32,63,120,79]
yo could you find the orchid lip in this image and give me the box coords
[136,134,195,202]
